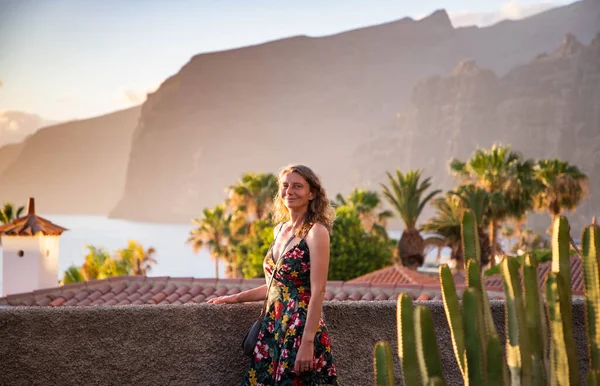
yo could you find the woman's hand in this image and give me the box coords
[206,294,238,304]
[294,340,314,374]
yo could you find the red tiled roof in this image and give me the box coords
[0,198,68,236]
[0,276,476,307]
[348,264,440,286]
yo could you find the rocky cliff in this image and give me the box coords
[0,111,55,148]
[110,0,600,223]
[355,33,600,231]
[0,107,140,215]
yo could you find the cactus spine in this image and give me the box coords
[374,340,395,386]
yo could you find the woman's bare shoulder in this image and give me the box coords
[306,222,329,241]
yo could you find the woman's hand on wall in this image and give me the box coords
[207,294,239,304]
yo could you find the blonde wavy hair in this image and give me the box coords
[272,164,336,236]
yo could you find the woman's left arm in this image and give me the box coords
[294,224,330,373]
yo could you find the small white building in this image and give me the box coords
[0,198,67,296]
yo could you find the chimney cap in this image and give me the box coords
[27,197,35,215]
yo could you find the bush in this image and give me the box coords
[329,206,394,281]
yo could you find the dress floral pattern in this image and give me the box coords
[241,238,338,386]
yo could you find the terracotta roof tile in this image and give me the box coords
[179,294,192,303]
[88,291,103,301]
[137,283,153,294]
[163,284,177,296]
[49,297,66,307]
[166,293,180,303]
[151,292,167,304]
[127,293,142,302]
[189,285,203,297]
[191,294,206,303]
[150,284,166,295]
[63,298,80,307]
[175,285,190,296]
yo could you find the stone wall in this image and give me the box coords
[0,300,589,385]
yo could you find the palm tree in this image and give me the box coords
[335,189,393,237]
[62,265,85,284]
[423,194,464,268]
[80,245,112,280]
[450,144,531,266]
[117,240,158,276]
[188,204,232,279]
[381,169,441,269]
[534,159,589,220]
[0,203,25,224]
[228,172,278,221]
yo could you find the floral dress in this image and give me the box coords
[241,238,338,386]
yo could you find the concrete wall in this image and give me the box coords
[0,300,590,385]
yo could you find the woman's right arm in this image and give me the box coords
[206,284,267,304]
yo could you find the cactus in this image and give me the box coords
[582,222,600,375]
[486,336,505,386]
[546,273,573,386]
[379,209,600,385]
[397,294,419,385]
[462,288,485,385]
[374,340,395,386]
[550,216,580,385]
[522,253,548,385]
[440,264,466,377]
[461,209,481,264]
[415,305,446,385]
[501,256,532,385]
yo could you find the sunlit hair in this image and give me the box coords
[272,164,336,236]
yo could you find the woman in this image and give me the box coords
[208,164,338,386]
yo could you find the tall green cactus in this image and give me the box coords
[415,305,446,385]
[440,264,466,377]
[374,340,395,386]
[501,256,532,385]
[397,294,419,385]
[522,253,548,385]
[550,216,580,385]
[582,220,600,381]
[547,272,572,386]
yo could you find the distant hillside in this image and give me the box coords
[354,34,600,231]
[0,107,140,214]
[0,111,55,147]
[109,0,600,223]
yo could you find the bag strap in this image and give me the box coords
[260,224,296,316]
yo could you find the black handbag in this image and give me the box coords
[242,225,295,357]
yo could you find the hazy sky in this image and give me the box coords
[0,0,569,121]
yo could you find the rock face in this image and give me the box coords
[0,107,140,215]
[0,111,55,147]
[356,34,600,231]
[110,1,600,223]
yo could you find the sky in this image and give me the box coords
[0,0,570,122]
